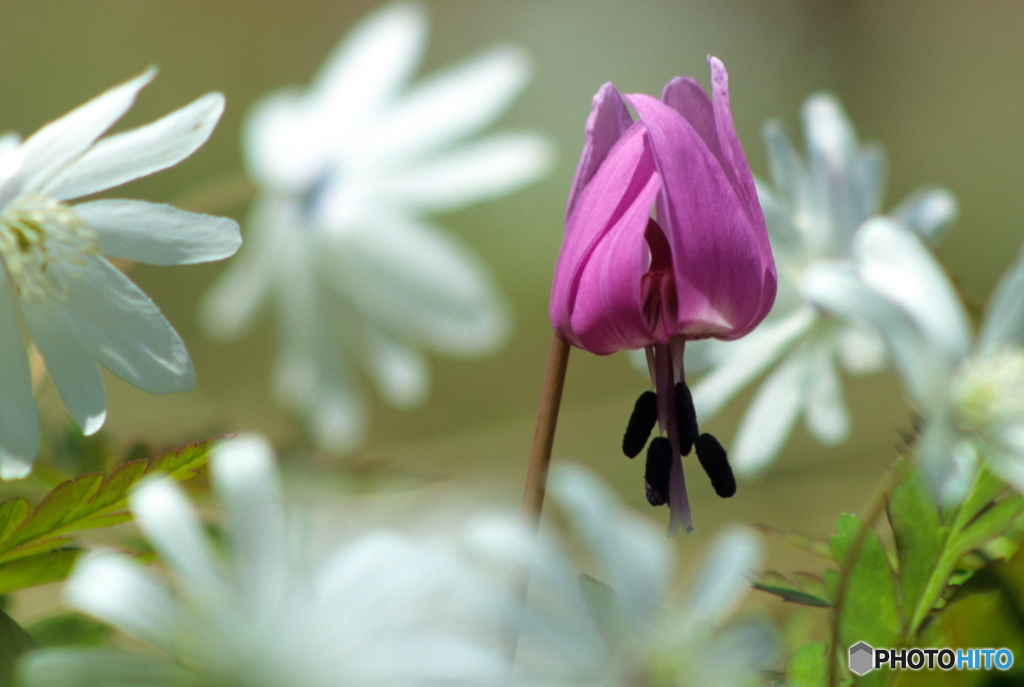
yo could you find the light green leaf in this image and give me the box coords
[0,549,81,596]
[886,462,945,629]
[0,440,211,591]
[828,513,901,660]
[26,612,113,648]
[785,642,830,687]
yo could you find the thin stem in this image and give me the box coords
[520,333,571,528]
[828,464,903,687]
[504,332,571,665]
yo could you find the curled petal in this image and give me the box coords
[565,82,633,219]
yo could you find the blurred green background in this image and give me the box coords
[2,0,1023,570]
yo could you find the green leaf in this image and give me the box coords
[785,642,830,687]
[752,571,831,608]
[0,440,211,592]
[0,548,81,596]
[0,608,35,687]
[27,612,113,648]
[886,462,945,630]
[950,495,1024,561]
[828,513,901,658]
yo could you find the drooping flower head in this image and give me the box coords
[0,70,240,479]
[550,57,776,532]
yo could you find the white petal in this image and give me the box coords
[130,477,221,599]
[892,186,958,242]
[364,328,430,408]
[272,243,367,452]
[368,44,529,162]
[16,69,155,195]
[761,120,807,215]
[690,307,815,419]
[730,346,810,475]
[837,322,887,374]
[310,2,428,131]
[551,464,671,625]
[853,217,972,363]
[20,302,106,434]
[76,199,241,265]
[243,89,323,190]
[66,554,178,649]
[324,216,510,355]
[800,260,952,409]
[51,256,193,394]
[804,346,849,444]
[382,132,552,213]
[916,421,977,505]
[211,435,287,609]
[44,92,225,200]
[684,526,762,625]
[979,241,1024,353]
[0,265,39,477]
[198,197,282,341]
[803,92,863,241]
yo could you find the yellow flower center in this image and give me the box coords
[0,195,98,302]
[952,348,1024,437]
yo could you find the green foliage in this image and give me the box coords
[26,612,114,648]
[754,460,1024,686]
[0,440,211,596]
[0,608,35,687]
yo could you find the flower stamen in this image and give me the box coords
[0,194,98,302]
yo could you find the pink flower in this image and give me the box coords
[549,57,776,533]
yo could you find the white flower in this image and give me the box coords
[19,435,513,687]
[199,2,553,452]
[682,93,957,474]
[802,218,1024,502]
[0,70,240,479]
[504,465,774,687]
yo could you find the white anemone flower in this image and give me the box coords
[500,465,773,687]
[0,70,240,479]
[20,435,512,687]
[803,218,1024,503]
[679,93,958,475]
[200,2,553,452]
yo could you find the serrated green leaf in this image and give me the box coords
[785,642,829,687]
[752,571,831,608]
[886,462,944,630]
[0,440,212,595]
[0,548,82,596]
[828,513,901,657]
[0,608,35,687]
[0,536,74,564]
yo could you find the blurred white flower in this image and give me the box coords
[683,93,957,474]
[20,435,512,687]
[803,218,1024,503]
[200,1,553,452]
[504,465,774,687]
[0,70,239,479]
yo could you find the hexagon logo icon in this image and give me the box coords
[849,642,874,676]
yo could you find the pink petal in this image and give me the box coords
[565,83,634,220]
[626,92,775,340]
[551,124,661,353]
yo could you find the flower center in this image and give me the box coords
[640,218,677,339]
[951,348,1024,437]
[0,194,98,302]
